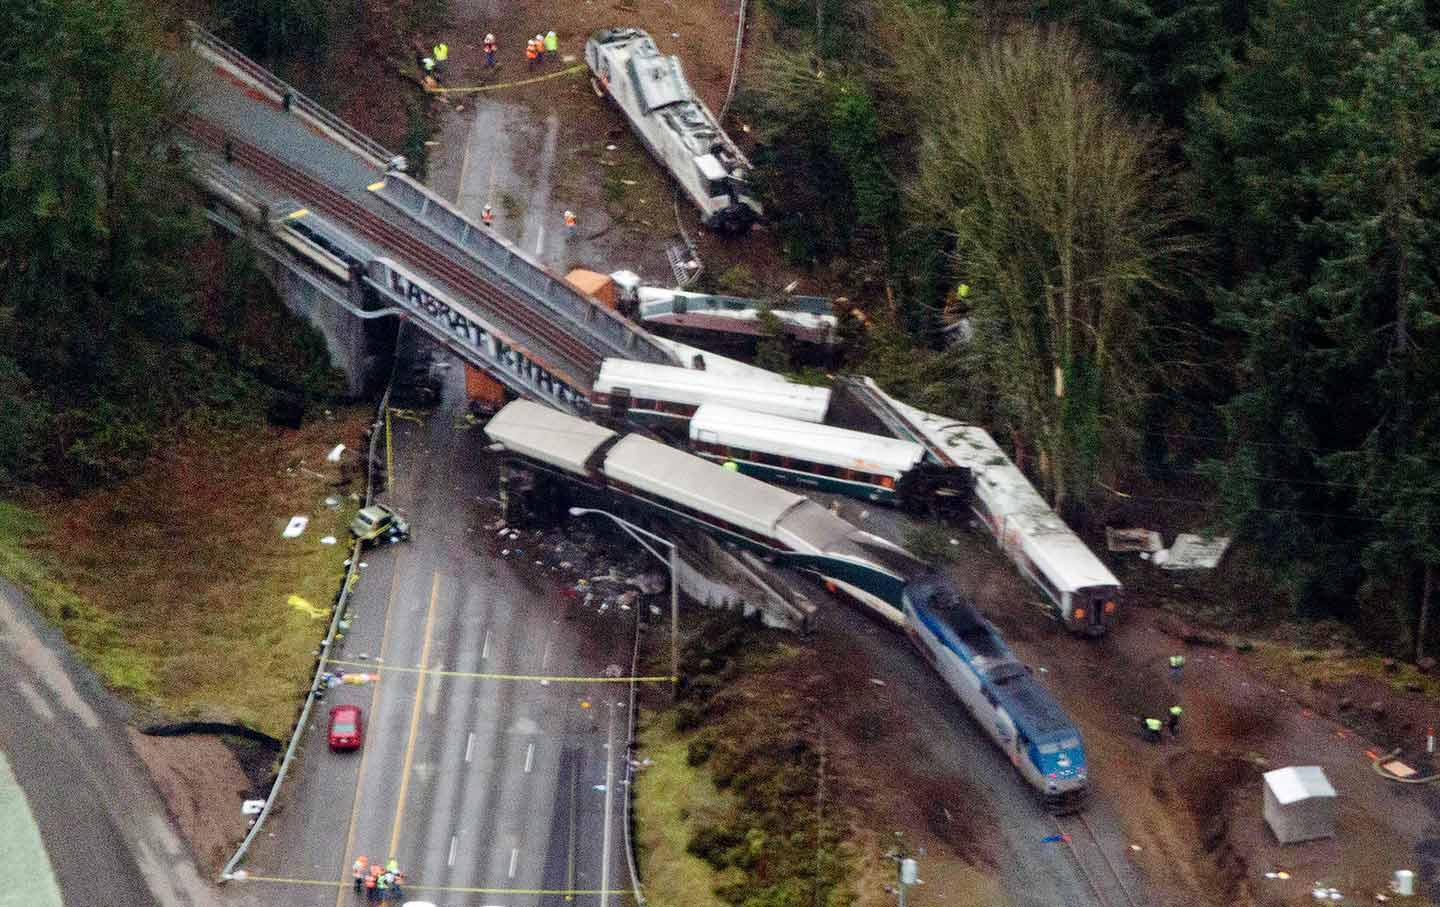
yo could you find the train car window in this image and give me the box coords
[1061,737,1080,749]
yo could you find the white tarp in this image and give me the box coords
[1161,533,1232,570]
[1263,766,1337,845]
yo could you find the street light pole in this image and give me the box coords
[570,507,680,699]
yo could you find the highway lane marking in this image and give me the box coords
[465,732,476,763]
[14,680,55,722]
[426,658,442,716]
[508,847,519,878]
[448,835,458,867]
[323,658,674,683]
[540,636,553,673]
[534,225,545,257]
[232,875,625,895]
[388,572,442,859]
[524,742,535,773]
[600,702,618,907]
[566,751,578,900]
[481,629,491,659]
[333,554,407,907]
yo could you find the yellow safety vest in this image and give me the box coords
[1144,718,1162,732]
[433,43,448,61]
[1169,655,1185,668]
[544,32,558,52]
[1169,706,1183,717]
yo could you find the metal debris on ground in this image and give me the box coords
[1161,533,1233,570]
[282,516,309,538]
[1106,527,1164,553]
[320,536,337,545]
[326,444,346,462]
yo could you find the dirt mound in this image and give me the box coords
[128,729,255,874]
[1154,748,1261,906]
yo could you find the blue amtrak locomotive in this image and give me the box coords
[903,576,1087,809]
[484,400,1090,810]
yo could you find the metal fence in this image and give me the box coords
[187,21,396,169]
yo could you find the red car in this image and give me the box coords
[328,704,363,752]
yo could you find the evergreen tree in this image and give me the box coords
[1037,0,1249,127]
[1196,0,1440,638]
[0,0,205,484]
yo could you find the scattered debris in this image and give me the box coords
[1160,533,1232,570]
[282,516,309,538]
[324,496,341,509]
[326,444,346,463]
[288,595,327,619]
[320,536,337,545]
[869,678,886,686]
[1105,527,1164,553]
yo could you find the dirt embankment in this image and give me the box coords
[128,731,260,874]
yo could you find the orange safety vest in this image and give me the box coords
[564,211,576,227]
[483,40,496,53]
[482,205,494,223]
[525,41,538,61]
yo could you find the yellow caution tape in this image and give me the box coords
[228,874,624,895]
[425,64,587,94]
[323,657,675,683]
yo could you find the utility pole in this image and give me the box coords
[668,543,680,700]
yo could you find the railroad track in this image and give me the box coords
[1052,811,1141,907]
[179,115,603,387]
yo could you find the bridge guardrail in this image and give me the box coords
[187,21,396,169]
[373,173,678,365]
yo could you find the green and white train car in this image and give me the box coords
[687,404,926,504]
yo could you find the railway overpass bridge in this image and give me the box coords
[180,24,676,405]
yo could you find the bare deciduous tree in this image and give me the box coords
[909,24,1196,512]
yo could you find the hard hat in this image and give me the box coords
[485,33,494,41]
[536,34,543,42]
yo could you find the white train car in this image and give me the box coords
[585,28,762,231]
[847,377,1122,636]
[925,421,1120,636]
[593,359,831,426]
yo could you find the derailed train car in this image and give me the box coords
[585,28,762,231]
[484,400,1088,810]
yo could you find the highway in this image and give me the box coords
[0,580,233,907]
[240,358,635,906]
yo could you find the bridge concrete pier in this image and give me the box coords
[269,264,378,397]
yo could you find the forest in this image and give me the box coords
[739,0,1440,658]
[2,0,1439,657]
